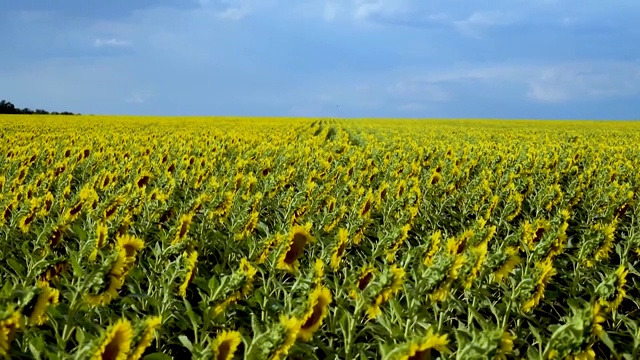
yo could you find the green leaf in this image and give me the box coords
[72,224,88,242]
[143,353,173,360]
[28,343,42,360]
[527,346,541,360]
[178,335,194,352]
[7,259,25,277]
[599,332,618,355]
[528,323,542,345]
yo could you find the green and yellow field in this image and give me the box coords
[1,116,639,359]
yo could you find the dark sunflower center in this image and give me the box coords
[284,233,308,264]
[302,301,325,330]
[358,272,373,290]
[216,340,232,360]
[101,332,126,360]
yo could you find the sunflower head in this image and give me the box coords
[276,223,314,272]
[92,319,134,360]
[330,228,349,270]
[268,316,302,360]
[28,284,60,326]
[297,285,332,341]
[0,309,24,357]
[172,213,194,245]
[397,331,449,360]
[211,330,242,360]
[128,316,162,360]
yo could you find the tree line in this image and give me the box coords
[0,100,78,115]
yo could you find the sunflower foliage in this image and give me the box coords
[0,116,640,359]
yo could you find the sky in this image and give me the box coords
[1,0,639,119]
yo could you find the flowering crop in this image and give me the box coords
[1,115,640,359]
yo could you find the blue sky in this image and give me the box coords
[1,0,639,119]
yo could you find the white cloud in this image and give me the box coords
[453,11,516,37]
[388,81,450,102]
[216,5,249,20]
[353,0,413,21]
[93,37,132,48]
[387,60,640,104]
[526,63,640,102]
[323,1,339,21]
[398,102,427,112]
[197,0,251,20]
[125,92,150,104]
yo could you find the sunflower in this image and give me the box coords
[135,173,152,189]
[89,222,109,262]
[547,219,569,261]
[446,229,474,256]
[28,284,60,326]
[522,259,556,312]
[38,261,68,284]
[350,264,376,299]
[522,218,551,250]
[212,258,257,316]
[484,195,500,221]
[429,170,442,186]
[38,191,55,217]
[597,265,628,312]
[104,195,126,220]
[235,210,260,241]
[297,285,332,341]
[257,233,282,264]
[386,224,412,263]
[63,199,84,224]
[1,200,17,227]
[276,223,314,273]
[496,331,515,360]
[430,255,465,303]
[128,316,162,360]
[492,247,521,283]
[270,316,302,360]
[312,259,325,285]
[505,190,524,222]
[99,171,114,190]
[17,208,37,234]
[0,310,23,357]
[330,228,349,270]
[545,183,563,211]
[366,265,406,319]
[590,219,618,266]
[591,303,605,338]
[376,181,389,207]
[463,241,488,289]
[86,234,144,306]
[49,225,66,248]
[397,330,449,360]
[358,190,374,219]
[566,348,596,360]
[423,230,442,266]
[172,213,194,245]
[211,330,242,360]
[92,319,134,360]
[210,191,235,223]
[178,246,198,298]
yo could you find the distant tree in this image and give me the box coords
[0,100,17,114]
[0,99,76,115]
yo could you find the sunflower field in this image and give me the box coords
[1,115,639,360]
